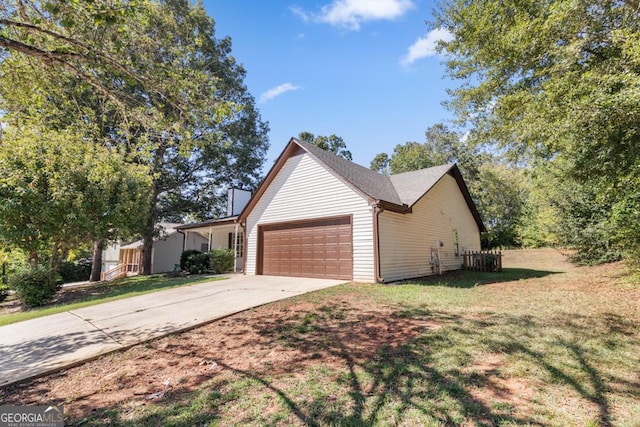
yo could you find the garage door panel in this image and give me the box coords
[260,217,352,280]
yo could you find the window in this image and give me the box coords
[453,229,460,256]
[200,243,209,252]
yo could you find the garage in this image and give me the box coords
[258,217,352,280]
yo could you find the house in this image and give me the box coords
[236,138,485,283]
[176,188,251,272]
[175,216,244,272]
[101,223,208,280]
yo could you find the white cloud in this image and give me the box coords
[259,83,301,104]
[401,27,453,66]
[292,0,414,31]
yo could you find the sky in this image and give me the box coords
[202,0,457,168]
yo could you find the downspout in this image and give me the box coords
[372,201,384,283]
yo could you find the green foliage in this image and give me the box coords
[0,124,151,269]
[209,248,234,274]
[554,181,622,265]
[369,153,390,175]
[610,168,640,267]
[434,0,640,263]
[10,267,63,307]
[58,260,92,283]
[180,250,210,274]
[0,283,8,303]
[298,132,352,160]
[1,0,270,275]
[370,123,526,249]
[476,163,527,249]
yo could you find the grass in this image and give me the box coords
[0,274,223,326]
[8,249,640,426]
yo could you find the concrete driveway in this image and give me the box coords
[0,275,344,387]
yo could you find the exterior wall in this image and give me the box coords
[185,225,243,271]
[152,232,208,274]
[245,153,375,282]
[101,243,120,274]
[184,231,212,252]
[378,174,481,282]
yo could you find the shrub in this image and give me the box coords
[10,268,63,307]
[59,259,92,283]
[210,248,234,274]
[0,283,8,303]
[180,250,210,274]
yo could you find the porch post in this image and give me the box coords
[233,223,239,273]
[208,227,213,251]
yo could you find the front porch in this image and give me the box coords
[178,216,243,272]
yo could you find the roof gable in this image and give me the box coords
[296,140,402,206]
[240,138,485,232]
[389,164,455,207]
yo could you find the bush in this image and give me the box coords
[210,248,234,274]
[59,259,92,283]
[10,268,63,307]
[180,250,210,274]
[0,283,9,303]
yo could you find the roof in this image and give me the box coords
[176,215,238,231]
[119,223,185,250]
[296,140,403,206]
[240,138,486,232]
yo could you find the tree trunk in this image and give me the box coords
[90,239,104,282]
[141,144,164,275]
[141,182,160,275]
[141,227,154,275]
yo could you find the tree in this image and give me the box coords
[0,123,150,271]
[370,153,390,175]
[1,0,270,275]
[475,163,527,249]
[434,0,640,262]
[297,132,352,160]
[370,123,526,248]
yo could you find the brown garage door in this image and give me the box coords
[259,217,352,280]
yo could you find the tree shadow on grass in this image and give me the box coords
[394,268,561,288]
[62,304,638,426]
[223,306,636,426]
[206,306,552,426]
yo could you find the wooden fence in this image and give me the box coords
[463,250,502,272]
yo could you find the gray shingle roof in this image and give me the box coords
[389,164,455,206]
[296,140,403,205]
[295,139,454,208]
[240,137,485,232]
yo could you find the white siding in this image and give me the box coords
[379,174,481,282]
[245,153,375,282]
[101,244,120,273]
[153,232,208,274]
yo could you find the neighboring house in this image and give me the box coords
[101,223,208,280]
[235,138,486,283]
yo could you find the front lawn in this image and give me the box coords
[2,249,638,426]
[0,274,224,326]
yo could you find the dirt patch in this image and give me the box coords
[0,296,439,420]
[465,353,535,410]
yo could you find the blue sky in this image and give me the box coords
[202,0,456,168]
